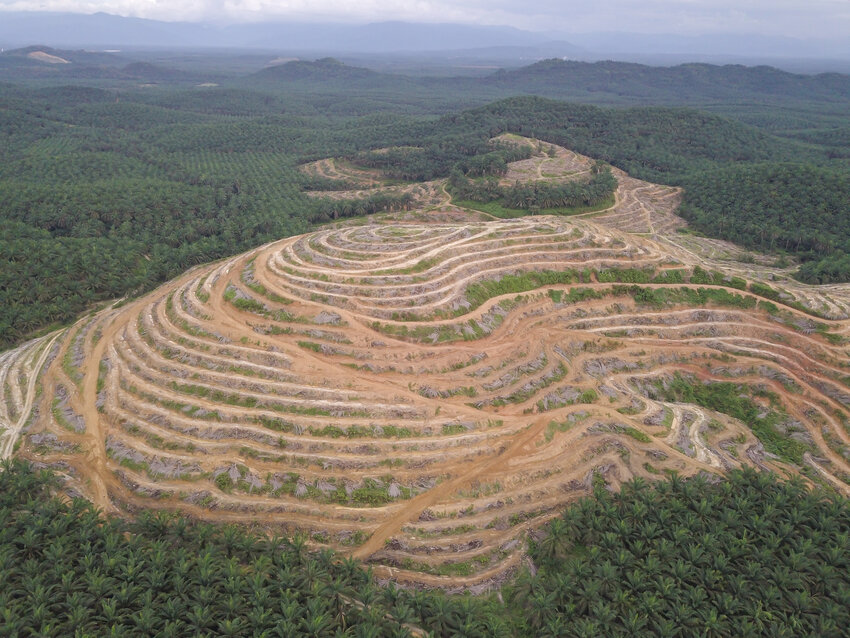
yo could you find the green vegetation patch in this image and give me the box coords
[521,468,850,637]
[454,194,615,219]
[653,373,813,464]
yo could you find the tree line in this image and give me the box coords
[677,163,850,283]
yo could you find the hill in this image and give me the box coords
[485,59,850,105]
[4,42,849,115]
[0,46,200,82]
[4,141,849,588]
[0,45,128,66]
[253,57,413,91]
[243,57,850,111]
[2,84,849,351]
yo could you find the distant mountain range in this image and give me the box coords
[1,12,849,72]
[480,58,850,103]
[3,47,849,110]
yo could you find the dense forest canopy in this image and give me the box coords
[2,460,848,636]
[678,164,850,283]
[515,469,850,637]
[1,72,849,347]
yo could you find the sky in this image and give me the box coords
[0,0,849,39]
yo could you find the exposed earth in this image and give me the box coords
[3,138,850,589]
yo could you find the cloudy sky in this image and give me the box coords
[1,0,848,39]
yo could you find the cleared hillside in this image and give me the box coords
[4,141,850,589]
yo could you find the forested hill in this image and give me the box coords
[449,98,811,181]
[482,59,850,104]
[254,58,381,83]
[0,82,848,347]
[246,58,850,128]
[246,57,850,114]
[6,47,850,114]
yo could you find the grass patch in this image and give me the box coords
[621,426,651,443]
[543,419,576,443]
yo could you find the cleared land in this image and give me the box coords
[5,140,850,590]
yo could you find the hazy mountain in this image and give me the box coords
[247,57,850,106]
[2,11,847,71]
[0,45,204,82]
[7,43,845,109]
[225,21,546,53]
[485,59,850,103]
[565,32,850,61]
[0,12,208,49]
[3,41,848,107]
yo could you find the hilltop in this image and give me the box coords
[483,59,850,104]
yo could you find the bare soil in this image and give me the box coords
[5,138,850,589]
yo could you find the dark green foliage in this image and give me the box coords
[356,145,467,181]
[0,459,511,638]
[450,167,617,210]
[3,459,848,637]
[455,97,811,182]
[485,59,850,110]
[310,191,414,222]
[518,468,850,637]
[0,88,421,346]
[0,98,314,346]
[678,164,850,283]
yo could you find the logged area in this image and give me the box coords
[5,141,850,589]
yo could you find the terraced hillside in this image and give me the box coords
[4,140,850,590]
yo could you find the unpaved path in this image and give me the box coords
[353,416,549,559]
[0,333,60,460]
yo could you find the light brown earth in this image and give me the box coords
[4,138,850,590]
[27,51,71,64]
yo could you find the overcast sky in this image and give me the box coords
[1,0,849,39]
